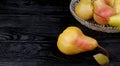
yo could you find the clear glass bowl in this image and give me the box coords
[69,0,120,33]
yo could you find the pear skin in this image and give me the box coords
[113,0,120,14]
[109,14,120,28]
[73,34,98,51]
[104,0,114,7]
[93,0,115,25]
[57,26,98,55]
[103,0,109,4]
[75,0,93,20]
[108,0,114,7]
[57,26,84,55]
[93,13,108,25]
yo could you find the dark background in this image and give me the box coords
[0,0,120,66]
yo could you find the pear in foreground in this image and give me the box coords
[57,26,109,56]
[57,26,98,55]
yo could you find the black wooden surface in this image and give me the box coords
[0,0,120,66]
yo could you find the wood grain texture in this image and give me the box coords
[0,0,120,66]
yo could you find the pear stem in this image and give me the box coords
[97,45,109,57]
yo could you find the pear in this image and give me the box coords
[93,0,115,25]
[104,0,114,7]
[109,14,120,28]
[108,0,114,7]
[57,26,109,55]
[103,0,109,4]
[75,0,93,20]
[113,0,120,14]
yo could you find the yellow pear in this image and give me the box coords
[57,26,109,55]
[104,0,114,7]
[113,0,120,14]
[75,0,93,20]
[109,14,120,28]
[109,0,114,7]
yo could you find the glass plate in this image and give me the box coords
[69,0,120,33]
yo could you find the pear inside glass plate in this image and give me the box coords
[69,0,120,33]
